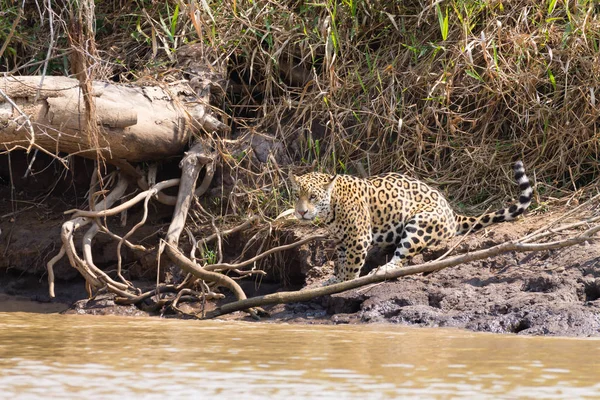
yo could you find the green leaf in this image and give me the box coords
[436,4,449,41]
[442,8,449,41]
[170,4,179,38]
[548,68,556,90]
[465,69,483,82]
[547,0,558,15]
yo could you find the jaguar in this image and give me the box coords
[289,161,532,284]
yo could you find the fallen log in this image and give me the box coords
[0,75,228,162]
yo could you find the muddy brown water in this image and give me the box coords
[0,313,599,399]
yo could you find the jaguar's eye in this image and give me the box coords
[309,194,317,201]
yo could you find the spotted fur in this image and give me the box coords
[290,161,533,283]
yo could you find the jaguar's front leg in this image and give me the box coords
[339,236,369,281]
[321,243,348,286]
[322,204,372,285]
[324,232,371,285]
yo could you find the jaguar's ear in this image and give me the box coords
[323,175,337,195]
[288,170,299,190]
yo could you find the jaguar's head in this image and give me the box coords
[289,172,337,222]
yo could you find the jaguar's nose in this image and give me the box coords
[297,209,308,217]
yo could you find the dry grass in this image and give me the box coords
[3,0,600,216]
[194,0,600,213]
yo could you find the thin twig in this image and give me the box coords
[519,192,600,243]
[210,217,224,264]
[66,179,181,218]
[35,0,55,103]
[195,215,261,248]
[204,234,328,271]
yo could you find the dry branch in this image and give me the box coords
[205,234,328,272]
[204,223,600,319]
[195,215,261,249]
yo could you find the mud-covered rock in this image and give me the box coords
[64,293,148,317]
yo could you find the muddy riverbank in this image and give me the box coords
[250,210,600,337]
[3,189,599,337]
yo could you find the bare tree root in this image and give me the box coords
[114,194,151,285]
[47,138,285,317]
[204,221,600,319]
[94,222,147,252]
[47,172,182,299]
[46,246,65,298]
[159,142,266,318]
[47,173,135,298]
[135,159,214,206]
[64,179,181,218]
[82,221,133,293]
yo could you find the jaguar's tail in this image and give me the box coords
[455,161,533,235]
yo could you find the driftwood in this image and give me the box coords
[0,75,227,162]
